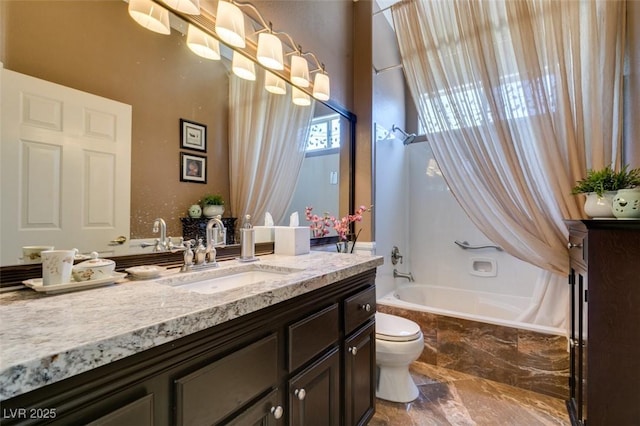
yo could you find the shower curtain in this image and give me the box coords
[392,0,626,328]
[228,72,315,225]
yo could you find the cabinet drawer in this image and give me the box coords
[289,303,339,372]
[87,394,154,426]
[344,286,376,335]
[175,334,278,426]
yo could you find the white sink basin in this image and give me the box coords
[155,264,301,295]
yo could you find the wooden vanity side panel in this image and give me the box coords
[586,226,640,425]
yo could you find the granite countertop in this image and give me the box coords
[0,252,383,401]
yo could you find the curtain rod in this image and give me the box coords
[373,3,399,16]
[373,63,403,75]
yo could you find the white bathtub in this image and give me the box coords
[378,283,565,336]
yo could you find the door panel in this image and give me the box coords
[1,67,131,263]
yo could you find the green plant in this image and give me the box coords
[571,165,640,197]
[201,194,224,206]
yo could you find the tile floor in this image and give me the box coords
[370,362,570,426]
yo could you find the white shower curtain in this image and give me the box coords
[228,72,315,225]
[392,0,626,328]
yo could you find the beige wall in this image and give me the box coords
[2,1,230,239]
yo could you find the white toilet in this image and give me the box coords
[375,312,424,403]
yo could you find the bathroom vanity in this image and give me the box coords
[0,252,382,425]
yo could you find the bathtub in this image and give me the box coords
[376,283,569,399]
[378,283,564,335]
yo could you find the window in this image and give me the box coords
[306,113,341,153]
[420,71,556,135]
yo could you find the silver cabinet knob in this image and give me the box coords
[270,405,283,419]
[349,346,358,356]
[567,242,583,249]
[294,388,306,400]
[359,303,371,312]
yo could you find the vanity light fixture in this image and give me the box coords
[290,54,310,88]
[257,30,284,71]
[160,0,200,15]
[312,71,330,101]
[292,87,311,106]
[131,0,331,102]
[128,0,171,35]
[215,0,246,48]
[187,24,220,60]
[232,51,256,81]
[265,71,287,95]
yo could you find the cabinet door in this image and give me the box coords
[289,348,340,426]
[568,267,587,426]
[226,389,283,426]
[344,321,375,426]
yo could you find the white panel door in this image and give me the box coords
[1,67,132,264]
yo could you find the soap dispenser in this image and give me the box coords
[239,214,255,261]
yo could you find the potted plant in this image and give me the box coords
[571,165,640,218]
[201,194,225,218]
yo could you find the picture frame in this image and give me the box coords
[180,119,207,152]
[180,152,207,184]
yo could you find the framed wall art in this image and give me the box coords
[180,152,207,184]
[180,118,207,152]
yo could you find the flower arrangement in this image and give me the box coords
[305,205,373,253]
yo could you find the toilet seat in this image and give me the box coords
[376,312,422,342]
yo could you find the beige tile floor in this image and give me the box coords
[370,362,571,426]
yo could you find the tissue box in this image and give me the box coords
[274,226,310,256]
[254,226,275,243]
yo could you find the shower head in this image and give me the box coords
[391,124,417,145]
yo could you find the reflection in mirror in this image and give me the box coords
[0,0,353,267]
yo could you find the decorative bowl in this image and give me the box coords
[72,252,116,282]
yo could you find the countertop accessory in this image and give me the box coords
[72,252,116,282]
[239,214,255,261]
[23,272,126,294]
[125,265,166,280]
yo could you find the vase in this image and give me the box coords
[612,188,640,219]
[583,191,616,218]
[188,204,202,218]
[203,205,224,218]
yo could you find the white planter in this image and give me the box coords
[203,205,224,218]
[583,192,616,218]
[612,188,640,219]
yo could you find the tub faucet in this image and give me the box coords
[393,268,415,282]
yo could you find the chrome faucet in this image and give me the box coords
[205,215,226,264]
[393,268,415,282]
[140,218,173,251]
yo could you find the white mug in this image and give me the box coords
[41,249,76,285]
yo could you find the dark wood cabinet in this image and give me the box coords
[344,321,376,426]
[1,270,377,426]
[181,217,237,245]
[566,220,640,426]
[289,348,341,426]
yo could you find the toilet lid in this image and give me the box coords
[375,312,422,342]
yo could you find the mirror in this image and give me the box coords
[0,1,353,266]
